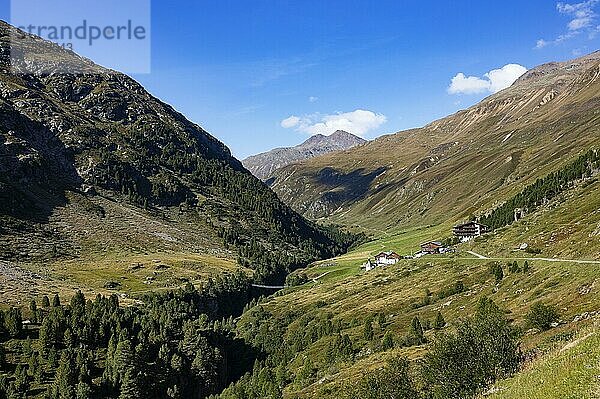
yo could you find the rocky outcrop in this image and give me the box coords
[0,21,348,265]
[242,130,366,180]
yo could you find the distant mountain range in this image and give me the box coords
[242,130,366,180]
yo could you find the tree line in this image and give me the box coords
[0,271,262,399]
[480,149,599,229]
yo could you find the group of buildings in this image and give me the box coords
[362,221,489,272]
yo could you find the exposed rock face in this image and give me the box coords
[242,130,366,180]
[0,21,346,265]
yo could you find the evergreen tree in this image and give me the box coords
[495,265,504,283]
[29,300,37,324]
[42,296,50,308]
[119,367,142,399]
[0,345,5,370]
[377,313,386,328]
[381,332,394,350]
[434,312,446,330]
[50,351,76,399]
[75,382,92,399]
[52,294,61,308]
[410,316,426,345]
[4,308,22,338]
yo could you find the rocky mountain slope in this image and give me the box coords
[0,21,356,285]
[242,130,366,180]
[269,51,600,235]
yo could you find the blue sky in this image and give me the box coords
[2,1,600,158]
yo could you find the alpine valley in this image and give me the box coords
[0,17,600,399]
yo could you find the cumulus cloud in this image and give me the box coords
[280,109,387,137]
[308,96,319,103]
[536,0,599,48]
[448,73,491,95]
[448,64,528,95]
[281,116,301,128]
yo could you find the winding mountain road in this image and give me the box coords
[462,251,600,264]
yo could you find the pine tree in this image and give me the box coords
[52,294,61,308]
[42,296,50,308]
[382,331,394,350]
[434,311,446,329]
[29,300,37,324]
[75,381,92,399]
[377,313,386,328]
[496,266,504,283]
[410,316,426,344]
[5,308,22,338]
[0,345,5,369]
[51,351,76,399]
[119,367,141,399]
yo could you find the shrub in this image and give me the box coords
[344,358,419,399]
[526,302,559,331]
[285,273,309,287]
[525,247,542,255]
[363,318,374,341]
[436,280,466,300]
[422,298,521,399]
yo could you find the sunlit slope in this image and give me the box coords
[270,51,600,233]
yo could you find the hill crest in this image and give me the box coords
[242,130,366,180]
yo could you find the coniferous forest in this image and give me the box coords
[0,272,259,399]
[0,281,525,399]
[480,149,599,229]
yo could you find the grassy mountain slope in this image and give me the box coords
[486,325,600,399]
[212,51,600,399]
[270,51,600,237]
[223,241,600,398]
[0,21,357,298]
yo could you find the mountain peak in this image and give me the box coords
[243,131,366,180]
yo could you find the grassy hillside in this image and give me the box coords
[222,221,600,397]
[487,326,600,399]
[269,52,600,237]
[216,168,600,398]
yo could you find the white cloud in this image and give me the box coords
[280,109,387,137]
[485,64,529,93]
[281,116,301,128]
[448,64,528,95]
[537,1,599,47]
[559,0,598,29]
[448,73,490,95]
[308,96,319,103]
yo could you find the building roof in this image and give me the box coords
[420,241,442,247]
[453,221,489,229]
[375,251,401,258]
